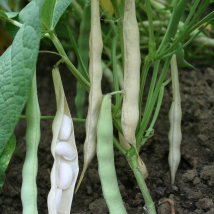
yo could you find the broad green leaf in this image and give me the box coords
[0,133,16,193]
[41,0,73,30]
[5,0,44,39]
[0,0,42,156]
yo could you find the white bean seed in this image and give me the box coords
[56,188,62,210]
[55,142,77,160]
[57,162,73,190]
[58,114,72,141]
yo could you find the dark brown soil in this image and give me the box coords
[0,54,214,214]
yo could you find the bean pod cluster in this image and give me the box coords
[48,67,79,214]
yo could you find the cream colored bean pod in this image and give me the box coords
[48,67,79,214]
[122,0,140,150]
[168,55,182,184]
[76,0,103,192]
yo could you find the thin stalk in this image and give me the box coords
[110,0,125,69]
[162,21,213,60]
[145,0,156,59]
[70,1,83,20]
[138,60,152,131]
[156,0,189,57]
[113,136,127,155]
[49,32,90,92]
[137,83,166,150]
[126,148,156,214]
[65,24,90,81]
[143,60,160,116]
[19,115,86,122]
[137,57,171,145]
[111,35,120,105]
[162,16,214,58]
[181,0,200,29]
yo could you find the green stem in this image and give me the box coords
[156,0,189,57]
[138,59,152,131]
[113,136,127,155]
[48,32,90,92]
[65,24,90,81]
[137,84,165,150]
[110,0,125,69]
[70,1,83,21]
[126,148,156,214]
[111,35,120,105]
[20,115,86,122]
[145,0,156,59]
[143,60,160,117]
[137,57,171,145]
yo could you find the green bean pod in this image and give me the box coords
[21,72,40,214]
[97,94,127,214]
[168,55,182,184]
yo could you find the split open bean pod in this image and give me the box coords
[47,67,79,214]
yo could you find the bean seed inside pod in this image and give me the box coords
[56,188,62,210]
[58,114,72,141]
[55,142,77,160]
[57,162,73,190]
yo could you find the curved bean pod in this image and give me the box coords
[76,0,103,191]
[48,67,79,214]
[97,94,127,214]
[121,0,140,150]
[21,73,40,214]
[168,55,182,184]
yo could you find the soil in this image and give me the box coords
[0,54,214,214]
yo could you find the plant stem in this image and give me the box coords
[145,0,156,59]
[156,0,189,57]
[48,32,90,92]
[19,115,86,122]
[126,148,156,214]
[111,35,120,105]
[110,0,125,69]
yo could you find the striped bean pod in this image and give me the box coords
[97,94,127,214]
[47,67,79,214]
[76,0,103,191]
[21,72,40,214]
[168,55,182,184]
[121,0,141,150]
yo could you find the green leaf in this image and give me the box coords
[5,0,44,39]
[41,0,73,30]
[0,0,42,156]
[0,10,7,18]
[5,11,18,18]
[0,0,11,12]
[0,134,16,193]
[0,10,18,19]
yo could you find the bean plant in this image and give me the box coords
[0,0,213,213]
